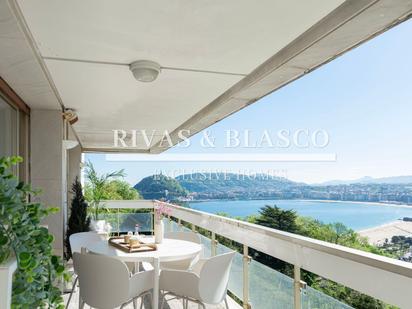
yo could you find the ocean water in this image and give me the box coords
[188,199,412,230]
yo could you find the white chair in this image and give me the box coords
[160,231,202,271]
[69,231,102,255]
[66,232,102,307]
[160,251,235,309]
[73,252,153,309]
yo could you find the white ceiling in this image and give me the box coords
[0,0,60,109]
[45,59,242,147]
[17,0,344,74]
[3,0,410,152]
[13,0,344,150]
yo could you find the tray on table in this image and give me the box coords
[108,236,157,253]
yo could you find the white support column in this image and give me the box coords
[64,130,81,253]
[30,110,64,256]
[67,141,82,210]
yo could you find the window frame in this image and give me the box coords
[0,77,30,181]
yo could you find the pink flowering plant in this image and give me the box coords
[154,201,172,221]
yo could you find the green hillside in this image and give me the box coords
[177,173,297,191]
[134,172,302,200]
[134,174,188,199]
[176,173,300,199]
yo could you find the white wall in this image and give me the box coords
[67,125,82,202]
[66,144,82,229]
[30,110,64,255]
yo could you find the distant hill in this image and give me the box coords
[133,173,412,203]
[134,174,188,200]
[176,173,301,199]
[134,172,302,200]
[319,175,412,186]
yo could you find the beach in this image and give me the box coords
[359,220,412,245]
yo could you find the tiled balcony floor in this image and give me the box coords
[63,286,241,309]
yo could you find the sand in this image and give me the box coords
[359,220,412,245]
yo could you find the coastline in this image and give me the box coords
[188,199,412,243]
[298,199,412,209]
[189,198,412,209]
[358,220,412,245]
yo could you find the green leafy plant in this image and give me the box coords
[84,160,125,220]
[0,156,68,308]
[65,177,91,260]
[84,179,140,201]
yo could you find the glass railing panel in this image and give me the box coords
[119,212,152,233]
[100,211,152,233]
[302,285,353,309]
[249,259,294,309]
[199,233,212,258]
[164,219,181,232]
[162,218,353,309]
[217,243,244,302]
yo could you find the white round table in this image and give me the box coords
[87,237,202,309]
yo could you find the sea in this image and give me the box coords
[188,199,412,231]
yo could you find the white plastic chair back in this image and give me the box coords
[73,252,130,309]
[69,231,101,254]
[165,231,201,244]
[199,251,235,304]
[161,231,202,270]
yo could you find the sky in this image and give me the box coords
[86,19,412,186]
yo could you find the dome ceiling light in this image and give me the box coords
[129,60,161,82]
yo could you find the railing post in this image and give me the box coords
[191,223,196,232]
[117,207,120,236]
[294,265,301,309]
[243,245,251,309]
[178,218,182,231]
[211,232,217,256]
[151,210,155,236]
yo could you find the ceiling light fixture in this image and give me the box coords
[129,60,161,82]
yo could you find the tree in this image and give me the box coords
[84,161,125,220]
[85,179,140,201]
[255,205,299,233]
[249,206,299,276]
[65,177,91,260]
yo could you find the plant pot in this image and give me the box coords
[154,219,164,244]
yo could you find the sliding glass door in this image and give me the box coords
[0,96,18,158]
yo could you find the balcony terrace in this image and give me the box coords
[2,1,412,308]
[80,200,412,309]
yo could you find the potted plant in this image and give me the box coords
[0,156,68,308]
[84,161,125,232]
[65,176,91,260]
[154,201,172,243]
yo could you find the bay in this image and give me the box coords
[188,199,412,230]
